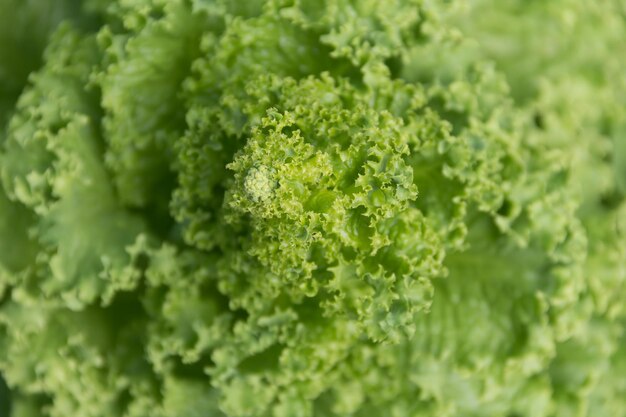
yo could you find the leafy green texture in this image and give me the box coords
[0,0,625,416]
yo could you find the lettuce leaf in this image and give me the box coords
[0,0,625,416]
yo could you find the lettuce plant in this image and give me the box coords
[0,1,625,416]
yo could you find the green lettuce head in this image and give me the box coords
[0,1,625,416]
